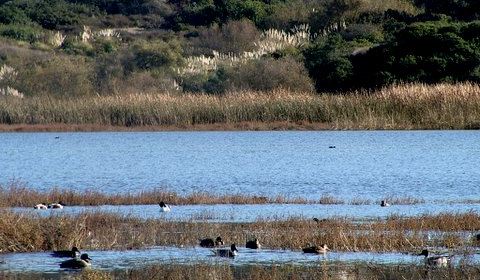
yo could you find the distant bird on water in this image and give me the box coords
[380,200,390,207]
[34,203,48,210]
[212,244,238,258]
[200,236,224,248]
[52,246,80,258]
[59,253,92,269]
[302,244,329,254]
[159,201,171,212]
[246,238,261,249]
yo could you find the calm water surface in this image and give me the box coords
[1,131,480,201]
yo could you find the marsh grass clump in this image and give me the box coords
[383,196,425,205]
[318,195,344,204]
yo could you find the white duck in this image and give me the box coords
[34,203,48,210]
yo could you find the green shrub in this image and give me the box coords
[303,34,355,91]
[61,37,95,56]
[133,39,184,70]
[182,57,314,94]
[14,56,94,97]
[352,20,480,87]
[0,24,43,43]
[0,5,31,25]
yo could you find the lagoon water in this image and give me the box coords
[2,246,479,273]
[1,131,480,202]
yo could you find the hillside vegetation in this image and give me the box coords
[0,1,478,129]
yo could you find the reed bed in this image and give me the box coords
[0,183,425,207]
[1,83,480,130]
[1,210,479,253]
[0,183,313,207]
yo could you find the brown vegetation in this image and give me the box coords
[3,263,480,280]
[0,183,314,207]
[0,183,431,207]
[1,83,480,130]
[0,210,478,253]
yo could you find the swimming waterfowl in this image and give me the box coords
[302,244,329,254]
[380,200,390,207]
[212,244,238,258]
[200,236,224,248]
[34,203,48,210]
[48,202,64,209]
[159,201,171,212]
[418,249,450,268]
[59,253,92,269]
[246,238,261,249]
[52,246,80,258]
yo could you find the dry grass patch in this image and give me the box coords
[1,211,479,254]
[0,183,313,207]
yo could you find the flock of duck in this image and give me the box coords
[31,200,458,269]
[33,202,65,210]
[47,241,452,270]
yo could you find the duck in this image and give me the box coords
[212,244,238,258]
[302,244,329,254]
[59,253,92,269]
[200,236,224,248]
[34,203,48,210]
[159,201,171,212]
[418,249,450,268]
[380,200,390,207]
[245,238,261,249]
[48,202,64,209]
[52,246,80,258]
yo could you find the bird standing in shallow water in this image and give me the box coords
[59,253,92,269]
[302,244,329,254]
[380,200,390,207]
[200,236,223,248]
[418,249,450,268]
[159,201,171,212]
[52,246,80,258]
[212,244,238,258]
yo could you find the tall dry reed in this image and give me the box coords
[1,83,479,130]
